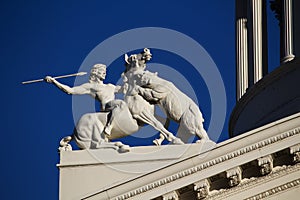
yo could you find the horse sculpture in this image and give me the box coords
[69,101,139,152]
[122,65,183,145]
[59,48,184,152]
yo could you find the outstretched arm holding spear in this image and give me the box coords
[44,75,91,95]
[22,71,91,95]
[23,64,126,136]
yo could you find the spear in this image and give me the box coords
[22,72,87,85]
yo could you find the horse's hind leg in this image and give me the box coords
[152,116,172,145]
[135,112,183,145]
[74,113,107,149]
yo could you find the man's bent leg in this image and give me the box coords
[103,100,126,136]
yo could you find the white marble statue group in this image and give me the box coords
[45,48,209,152]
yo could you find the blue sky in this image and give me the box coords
[1,0,279,199]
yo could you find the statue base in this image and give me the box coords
[57,141,216,199]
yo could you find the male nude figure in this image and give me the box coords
[45,64,125,136]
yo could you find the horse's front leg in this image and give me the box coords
[153,118,171,145]
[135,112,183,145]
[153,134,165,146]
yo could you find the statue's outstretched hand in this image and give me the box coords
[44,76,55,83]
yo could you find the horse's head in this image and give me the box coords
[124,48,152,73]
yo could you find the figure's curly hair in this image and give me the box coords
[91,63,106,71]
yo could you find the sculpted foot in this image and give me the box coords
[196,133,210,144]
[196,138,211,144]
[171,137,184,145]
[104,137,109,143]
[153,139,162,146]
[103,125,112,136]
[114,142,130,153]
[118,145,130,153]
[100,132,110,143]
[153,134,165,146]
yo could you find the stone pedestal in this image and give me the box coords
[58,141,216,200]
[58,113,300,200]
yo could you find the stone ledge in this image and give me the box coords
[111,130,300,200]
[59,112,300,200]
[58,140,216,167]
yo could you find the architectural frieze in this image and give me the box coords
[207,164,300,199]
[114,127,300,200]
[246,178,300,200]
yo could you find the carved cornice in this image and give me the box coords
[162,190,179,200]
[246,178,300,200]
[226,167,242,187]
[194,179,210,199]
[113,127,300,200]
[207,164,300,200]
[290,144,300,163]
[257,155,274,175]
